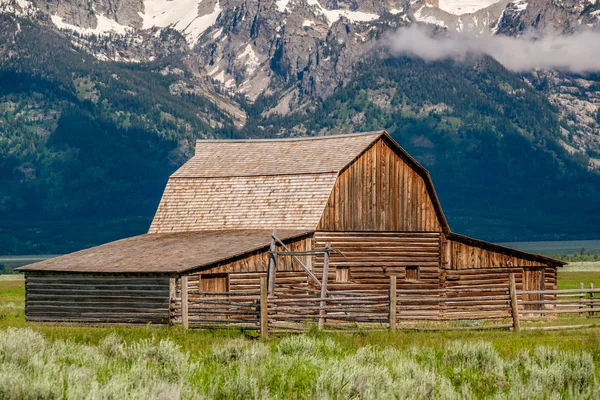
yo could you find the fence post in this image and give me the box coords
[580,282,585,317]
[318,242,331,331]
[267,233,277,296]
[389,275,397,332]
[509,273,520,332]
[260,276,268,338]
[590,283,595,317]
[181,276,189,330]
[168,277,176,326]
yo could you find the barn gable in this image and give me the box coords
[318,135,447,232]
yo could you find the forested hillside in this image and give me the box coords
[0,16,237,254]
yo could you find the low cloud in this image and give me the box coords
[387,25,600,73]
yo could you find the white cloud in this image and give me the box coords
[387,25,600,73]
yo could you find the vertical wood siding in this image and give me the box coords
[443,238,549,269]
[318,138,443,232]
[25,273,171,325]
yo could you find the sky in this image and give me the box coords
[387,25,600,73]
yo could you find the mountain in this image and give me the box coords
[1,0,600,254]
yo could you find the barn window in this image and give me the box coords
[200,274,229,293]
[336,267,350,282]
[406,266,420,281]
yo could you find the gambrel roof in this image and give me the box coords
[149,130,449,233]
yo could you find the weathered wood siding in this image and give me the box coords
[313,232,442,293]
[318,138,443,232]
[443,238,548,269]
[186,236,311,277]
[25,273,170,325]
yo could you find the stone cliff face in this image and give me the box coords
[4,0,599,109]
[496,0,600,36]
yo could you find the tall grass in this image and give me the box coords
[0,328,597,399]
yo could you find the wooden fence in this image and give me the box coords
[171,275,600,336]
[268,285,389,333]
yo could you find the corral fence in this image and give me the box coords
[171,274,600,336]
[168,233,599,335]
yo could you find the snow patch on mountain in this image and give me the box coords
[438,0,502,15]
[306,0,379,26]
[414,7,447,27]
[276,0,291,13]
[236,44,261,75]
[139,0,221,46]
[512,0,528,12]
[51,13,131,35]
[0,0,35,16]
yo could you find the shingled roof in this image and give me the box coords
[173,131,383,178]
[18,230,311,273]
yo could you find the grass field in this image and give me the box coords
[2,271,600,398]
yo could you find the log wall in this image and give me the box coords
[318,138,443,232]
[25,273,171,325]
[313,231,442,294]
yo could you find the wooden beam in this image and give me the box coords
[267,233,277,296]
[169,277,176,326]
[271,233,322,288]
[580,282,585,317]
[389,275,397,332]
[260,276,268,338]
[509,273,520,332]
[590,283,595,317]
[318,242,331,331]
[181,276,189,330]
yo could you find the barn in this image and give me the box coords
[18,130,564,327]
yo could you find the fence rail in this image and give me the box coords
[268,284,389,332]
[173,275,600,336]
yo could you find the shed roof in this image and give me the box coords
[17,230,311,273]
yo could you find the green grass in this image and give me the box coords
[558,270,600,290]
[2,275,600,398]
[0,275,24,314]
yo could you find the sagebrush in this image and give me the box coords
[0,328,597,399]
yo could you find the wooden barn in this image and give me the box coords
[18,130,564,328]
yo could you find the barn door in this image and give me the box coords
[523,268,544,311]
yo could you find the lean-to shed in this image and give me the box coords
[18,130,564,325]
